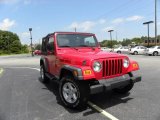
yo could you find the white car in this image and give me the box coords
[129,46,147,55]
[101,47,112,52]
[113,46,129,54]
[146,46,160,56]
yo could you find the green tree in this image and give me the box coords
[100,40,108,47]
[35,44,42,50]
[131,37,143,45]
[10,40,21,54]
[100,40,118,48]
[21,45,29,53]
[0,30,29,54]
[121,39,131,46]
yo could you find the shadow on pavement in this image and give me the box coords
[89,91,133,109]
[38,78,87,113]
[39,77,133,115]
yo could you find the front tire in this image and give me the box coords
[134,51,138,55]
[59,76,90,109]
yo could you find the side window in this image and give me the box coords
[47,37,54,52]
[157,47,160,49]
[42,38,46,52]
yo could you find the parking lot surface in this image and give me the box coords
[0,54,160,120]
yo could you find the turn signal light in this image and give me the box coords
[132,63,138,68]
[83,70,92,75]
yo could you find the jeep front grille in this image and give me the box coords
[102,59,123,77]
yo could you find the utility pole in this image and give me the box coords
[29,28,34,57]
[108,30,114,49]
[116,31,118,41]
[5,36,9,53]
[143,21,154,47]
[75,27,77,32]
[155,0,157,45]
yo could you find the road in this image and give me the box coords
[0,54,160,120]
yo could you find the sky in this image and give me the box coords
[0,0,160,44]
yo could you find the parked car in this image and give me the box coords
[34,50,41,55]
[113,46,129,54]
[40,32,141,109]
[101,47,112,52]
[129,46,147,55]
[146,46,160,56]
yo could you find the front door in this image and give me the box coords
[46,35,56,75]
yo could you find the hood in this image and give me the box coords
[57,48,126,65]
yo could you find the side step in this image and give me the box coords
[45,73,60,84]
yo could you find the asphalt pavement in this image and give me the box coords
[0,54,160,120]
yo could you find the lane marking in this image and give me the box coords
[5,66,119,120]
[0,68,4,75]
[4,67,40,71]
[88,101,119,120]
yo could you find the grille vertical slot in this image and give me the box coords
[102,58,123,77]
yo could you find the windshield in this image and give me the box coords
[57,34,98,47]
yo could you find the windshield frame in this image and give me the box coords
[56,34,99,48]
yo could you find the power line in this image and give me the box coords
[93,0,140,20]
[110,0,154,19]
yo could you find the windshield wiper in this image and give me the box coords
[79,45,89,47]
[79,45,96,50]
[59,45,78,50]
[59,45,71,47]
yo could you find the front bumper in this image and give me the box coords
[90,73,141,94]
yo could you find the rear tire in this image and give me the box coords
[117,51,121,54]
[153,51,158,56]
[59,75,90,109]
[40,65,49,83]
[134,51,138,55]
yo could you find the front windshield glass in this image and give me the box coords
[57,34,98,47]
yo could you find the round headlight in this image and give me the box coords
[123,58,129,68]
[93,61,102,72]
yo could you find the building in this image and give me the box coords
[143,39,160,46]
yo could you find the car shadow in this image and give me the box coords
[39,78,133,115]
[89,91,133,109]
[38,77,86,113]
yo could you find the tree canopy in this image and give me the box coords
[100,35,160,48]
[0,30,29,55]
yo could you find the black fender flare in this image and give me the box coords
[40,57,49,72]
[60,65,83,80]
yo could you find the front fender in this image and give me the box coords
[127,59,140,72]
[40,57,49,72]
[60,65,95,80]
[60,65,83,80]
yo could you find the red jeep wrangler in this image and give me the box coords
[40,32,141,109]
